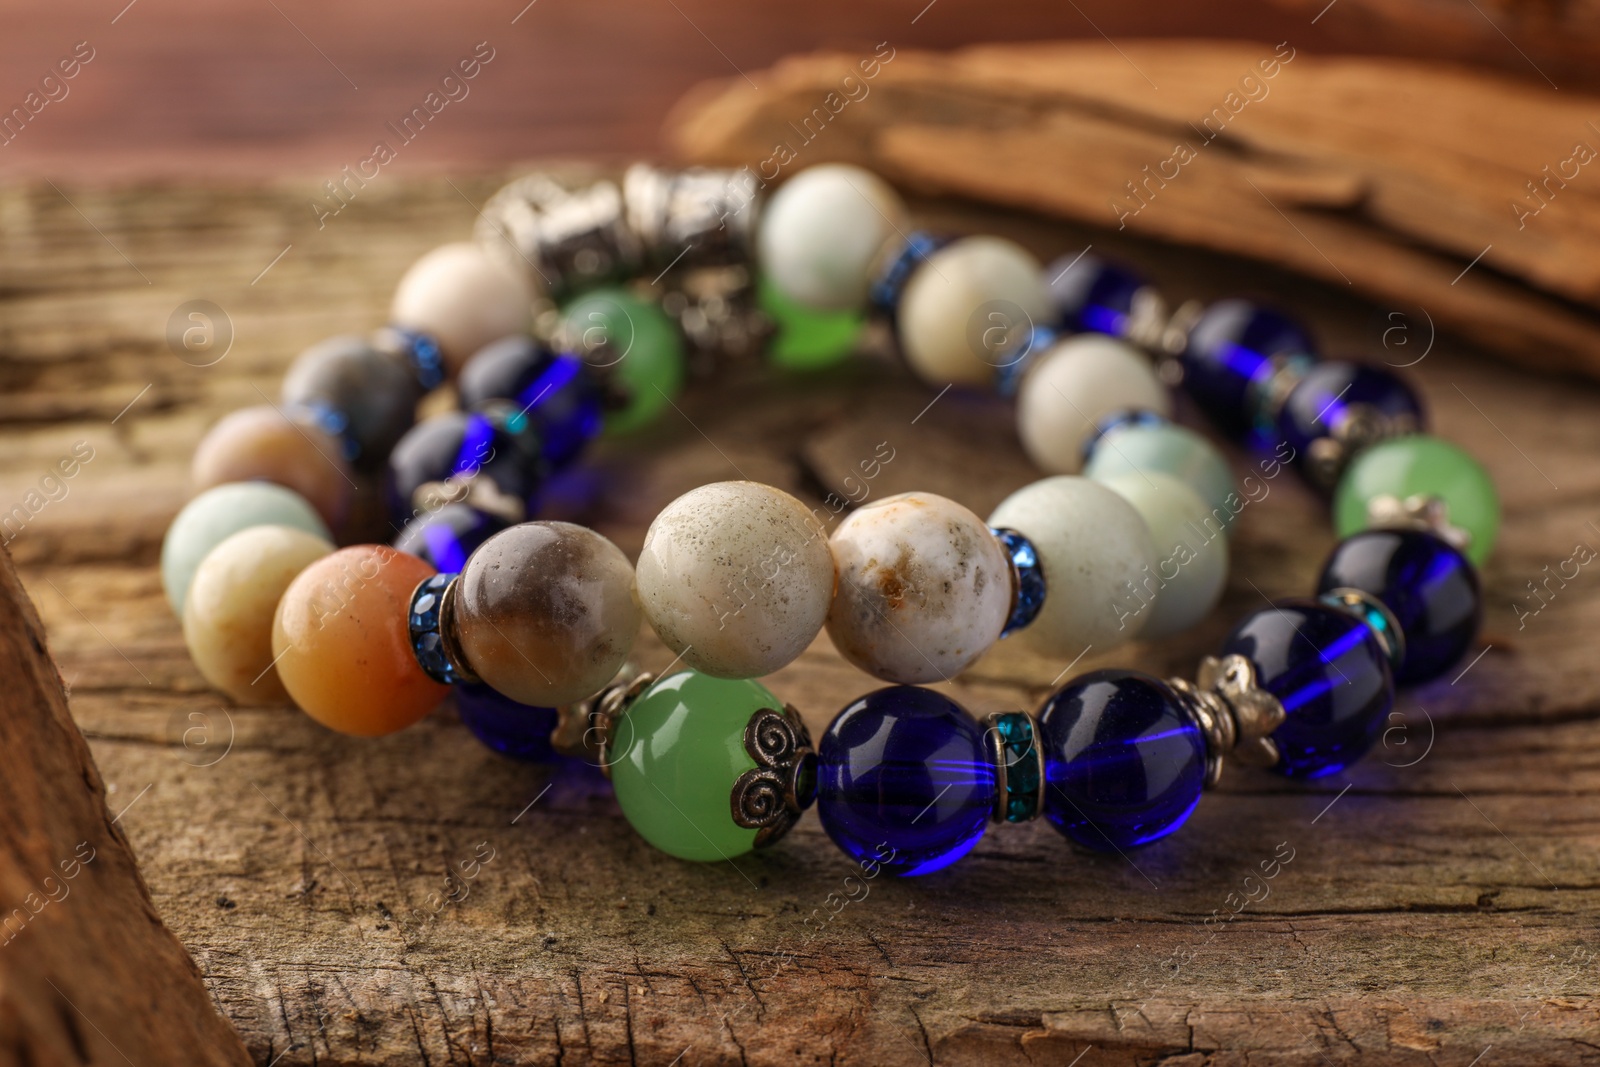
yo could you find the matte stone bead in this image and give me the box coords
[759,274,863,370]
[561,288,685,435]
[1095,471,1228,640]
[183,525,334,703]
[1180,299,1315,436]
[281,334,422,466]
[390,242,534,375]
[451,522,640,707]
[1037,668,1206,850]
[1084,419,1236,534]
[272,545,448,736]
[393,503,509,574]
[455,683,558,761]
[817,686,995,876]
[1317,529,1482,686]
[1334,434,1500,566]
[190,404,353,532]
[1016,334,1171,474]
[897,236,1053,387]
[162,482,331,617]
[1222,599,1394,779]
[758,164,909,312]
[637,482,835,679]
[1046,252,1146,337]
[609,670,779,861]
[458,336,605,467]
[1277,360,1424,464]
[825,492,1011,684]
[387,410,544,524]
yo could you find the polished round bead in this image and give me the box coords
[637,482,834,679]
[1037,668,1206,850]
[759,274,863,370]
[1095,471,1228,640]
[455,683,558,761]
[1180,299,1315,435]
[1222,599,1394,779]
[1277,361,1424,462]
[758,164,909,312]
[609,670,782,861]
[987,477,1158,656]
[1334,435,1499,566]
[390,242,534,375]
[897,235,1053,387]
[272,545,448,736]
[162,482,331,617]
[281,334,422,466]
[183,525,334,704]
[387,410,544,524]
[1016,334,1171,474]
[1046,253,1146,337]
[451,522,640,707]
[825,492,1011,684]
[1084,419,1236,533]
[459,336,605,468]
[561,288,685,435]
[190,405,353,532]
[1317,529,1481,686]
[393,503,509,573]
[816,686,996,876]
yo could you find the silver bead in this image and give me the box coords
[476,173,642,294]
[1166,653,1287,786]
[624,164,761,272]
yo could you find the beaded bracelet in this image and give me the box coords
[159,161,1493,876]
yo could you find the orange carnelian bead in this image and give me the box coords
[272,545,446,737]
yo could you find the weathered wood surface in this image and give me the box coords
[3,165,1600,1067]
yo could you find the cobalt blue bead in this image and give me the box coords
[1046,253,1146,338]
[1277,361,1424,465]
[455,682,559,761]
[387,409,544,524]
[459,336,604,470]
[816,686,996,877]
[1036,669,1205,851]
[1317,529,1481,686]
[1222,599,1394,779]
[393,503,509,573]
[1181,299,1316,437]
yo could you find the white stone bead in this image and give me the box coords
[391,242,534,375]
[1017,335,1171,474]
[758,164,908,312]
[183,524,334,704]
[636,482,835,679]
[826,492,1011,684]
[987,476,1157,657]
[898,236,1051,388]
[1096,472,1228,640]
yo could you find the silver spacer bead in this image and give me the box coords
[1166,653,1287,787]
[623,164,762,272]
[1365,493,1473,554]
[550,665,655,778]
[476,173,642,295]
[729,704,817,848]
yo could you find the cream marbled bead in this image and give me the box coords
[1017,335,1171,474]
[757,164,909,312]
[987,476,1157,656]
[897,236,1052,388]
[390,242,534,375]
[825,492,1011,684]
[1096,471,1228,640]
[637,482,835,679]
[183,524,334,703]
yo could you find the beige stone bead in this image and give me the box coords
[390,242,534,375]
[190,405,353,532]
[897,236,1051,388]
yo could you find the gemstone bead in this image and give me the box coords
[1084,418,1236,534]
[190,405,353,532]
[1334,435,1499,566]
[1095,471,1228,640]
[986,711,1043,822]
[1037,669,1206,850]
[816,686,996,877]
[281,334,422,466]
[455,683,558,761]
[408,572,460,685]
[990,528,1046,637]
[392,503,509,574]
[609,670,782,861]
[1046,253,1146,337]
[1276,360,1424,463]
[162,482,331,617]
[1180,299,1316,436]
[1317,529,1482,686]
[390,242,534,375]
[1221,599,1394,779]
[387,409,544,524]
[760,274,864,370]
[1016,334,1171,474]
[758,164,909,312]
[897,236,1053,387]
[560,288,685,434]
[457,337,604,470]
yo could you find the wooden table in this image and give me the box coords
[3,170,1599,1065]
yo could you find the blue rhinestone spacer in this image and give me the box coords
[985,711,1044,822]
[991,527,1047,638]
[409,572,463,684]
[295,399,361,463]
[869,230,948,313]
[388,326,448,391]
[994,325,1060,397]
[1079,407,1170,467]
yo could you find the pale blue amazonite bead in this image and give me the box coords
[161,482,331,618]
[1085,421,1237,534]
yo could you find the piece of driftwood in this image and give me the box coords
[2,165,1599,1066]
[669,42,1600,382]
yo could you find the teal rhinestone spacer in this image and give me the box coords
[984,711,1044,823]
[1319,587,1407,673]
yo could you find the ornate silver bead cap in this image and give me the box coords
[730,705,817,848]
[1365,492,1472,554]
[1166,653,1287,787]
[550,665,656,778]
[1304,406,1421,490]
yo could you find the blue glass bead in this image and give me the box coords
[458,336,604,470]
[408,572,461,684]
[387,409,545,524]
[1036,669,1205,851]
[816,686,996,877]
[990,527,1047,637]
[1222,599,1394,779]
[1181,299,1316,437]
[1317,529,1481,686]
[393,503,509,573]
[1277,361,1424,464]
[1046,253,1146,338]
[987,711,1043,822]
[869,231,948,314]
[455,682,558,761]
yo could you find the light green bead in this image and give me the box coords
[562,288,684,435]
[1085,422,1237,534]
[609,670,777,861]
[759,275,863,370]
[1335,434,1499,566]
[161,482,330,618]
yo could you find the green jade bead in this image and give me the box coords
[1084,421,1237,533]
[759,276,863,370]
[561,288,685,435]
[1334,434,1500,566]
[609,670,781,861]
